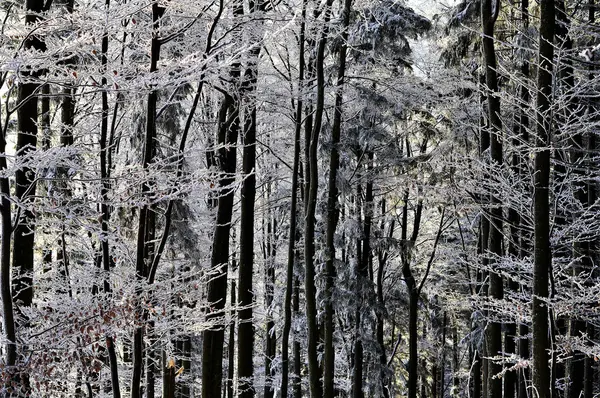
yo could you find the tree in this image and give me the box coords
[532,0,554,395]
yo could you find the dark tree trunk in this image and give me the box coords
[481,0,503,395]
[227,275,236,398]
[532,0,555,394]
[517,1,531,397]
[281,1,305,393]
[583,6,596,398]
[439,311,446,398]
[99,3,121,394]
[377,200,393,398]
[131,4,162,396]
[0,98,16,382]
[304,2,333,396]
[420,322,427,398]
[353,152,373,398]
[202,93,239,398]
[293,273,302,398]
[237,57,259,398]
[14,0,45,317]
[453,325,459,396]
[323,0,352,394]
[163,351,176,398]
[264,213,277,398]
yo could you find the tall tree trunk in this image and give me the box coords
[202,93,239,398]
[532,0,555,394]
[353,151,373,398]
[100,2,121,395]
[293,273,302,398]
[227,276,236,398]
[0,95,16,388]
[237,52,259,398]
[452,324,459,396]
[583,6,596,398]
[281,1,306,393]
[377,199,393,398]
[481,0,503,395]
[304,2,333,395]
[14,0,45,319]
[263,207,277,398]
[11,0,45,392]
[323,0,352,395]
[131,4,162,396]
[517,1,531,397]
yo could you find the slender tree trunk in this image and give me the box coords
[517,2,531,397]
[453,325,459,396]
[439,311,447,398]
[323,0,352,394]
[532,0,555,394]
[293,273,302,398]
[281,1,306,393]
[304,2,333,395]
[352,189,365,398]
[377,200,393,398]
[0,101,16,385]
[353,151,373,398]
[227,268,237,398]
[481,0,503,395]
[131,4,162,396]
[420,322,427,398]
[583,6,596,398]
[263,210,277,398]
[99,2,121,395]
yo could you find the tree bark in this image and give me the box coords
[14,0,45,318]
[532,0,555,394]
[481,0,503,395]
[280,1,306,393]
[304,2,333,396]
[323,0,352,395]
[237,57,259,398]
[99,2,121,395]
[131,4,162,396]
[202,93,239,398]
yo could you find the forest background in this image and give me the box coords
[0,0,597,396]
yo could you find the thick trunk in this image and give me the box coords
[237,67,258,398]
[532,0,554,394]
[14,0,45,316]
[202,94,239,398]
